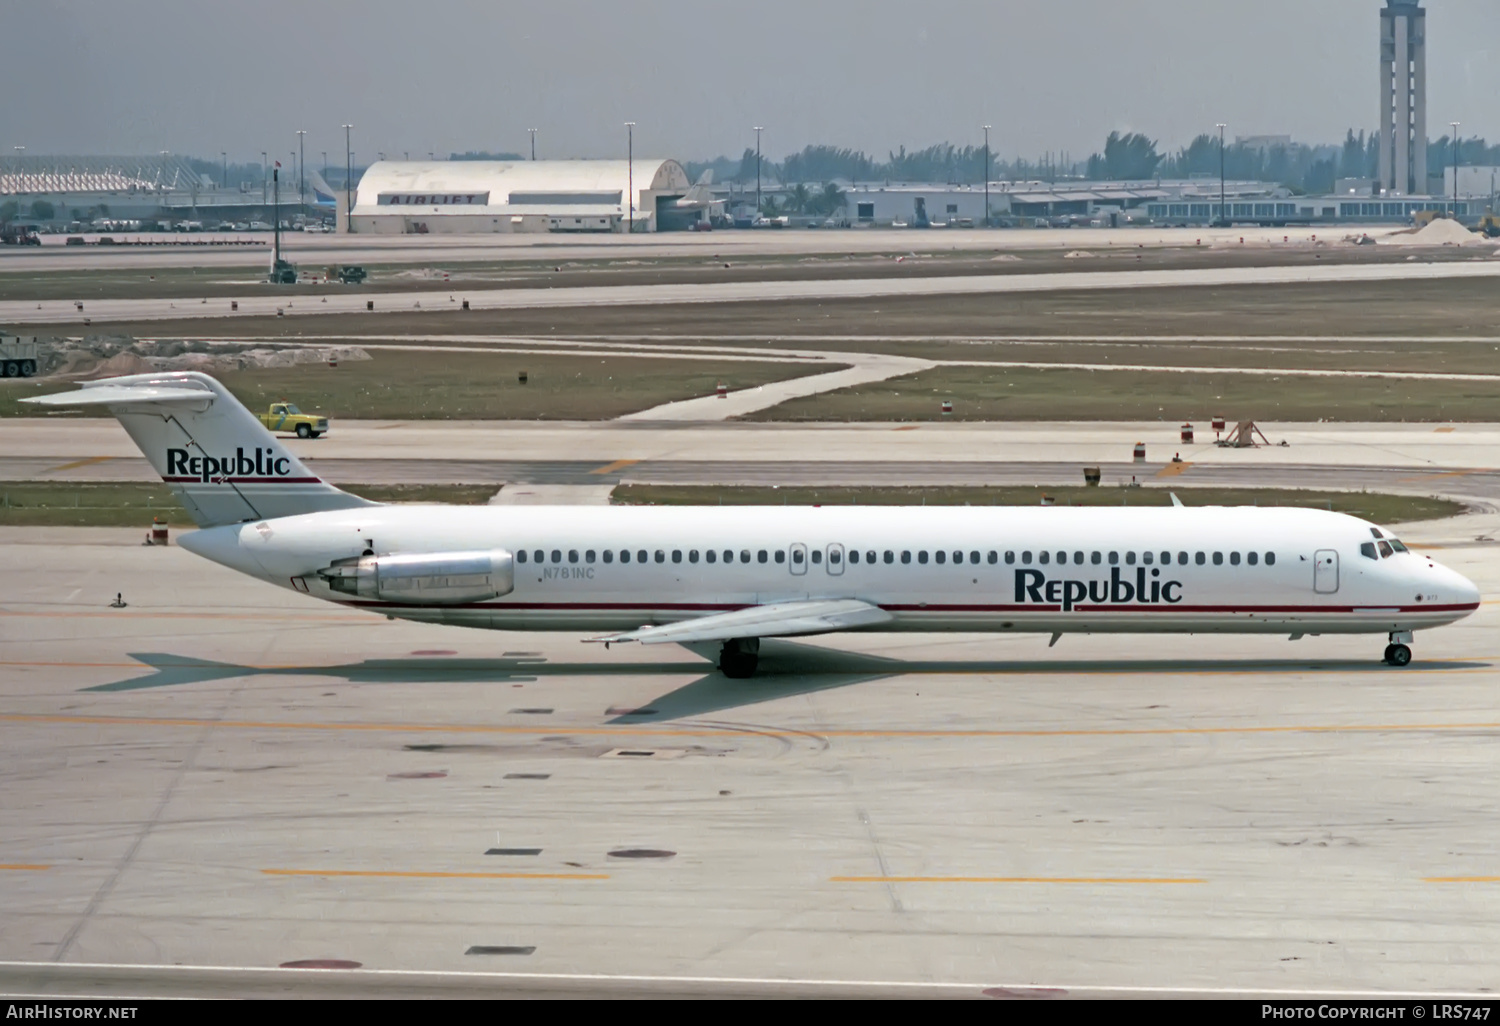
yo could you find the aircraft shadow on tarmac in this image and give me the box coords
[85,644,1489,723]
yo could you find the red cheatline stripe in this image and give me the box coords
[336,599,1478,615]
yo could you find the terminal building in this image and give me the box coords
[347,159,700,233]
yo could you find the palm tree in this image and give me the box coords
[787,183,813,215]
[816,182,846,216]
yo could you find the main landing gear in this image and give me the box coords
[1384,631,1413,667]
[719,637,759,679]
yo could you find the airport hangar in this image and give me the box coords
[347,158,702,234]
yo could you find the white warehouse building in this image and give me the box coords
[348,159,695,233]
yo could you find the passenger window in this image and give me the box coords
[569,550,579,564]
[1125,551,1136,565]
[1247,551,1257,565]
[517,550,528,564]
[955,551,965,564]
[849,550,860,564]
[758,550,769,563]
[620,550,630,564]
[723,549,733,563]
[970,551,980,564]
[586,550,596,563]
[901,551,912,564]
[551,550,562,563]
[1195,552,1206,565]
[934,551,945,564]
[655,550,665,564]
[534,550,544,563]
[1360,542,1378,560]
[705,549,716,563]
[1091,552,1102,565]
[1039,551,1050,565]
[637,550,647,563]
[1178,552,1188,565]
[1162,551,1172,565]
[1266,552,1276,566]
[1003,552,1013,564]
[776,550,786,563]
[829,549,841,564]
[741,550,752,563]
[1021,551,1031,564]
[1229,552,1240,566]
[918,551,929,564]
[810,550,822,564]
[865,551,876,564]
[1142,551,1152,565]
[792,549,804,564]
[689,550,699,563]
[671,550,682,563]
[1212,552,1222,566]
[1069,551,1079,564]
[884,550,894,564]
[1108,552,1119,565]
[603,550,614,564]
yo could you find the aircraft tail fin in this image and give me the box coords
[307,168,339,208]
[22,371,377,528]
[679,169,714,205]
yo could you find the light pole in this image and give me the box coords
[296,130,306,214]
[220,151,227,189]
[753,126,763,216]
[982,125,991,227]
[1450,121,1461,219]
[342,125,353,233]
[260,151,267,205]
[625,121,635,233]
[529,128,537,160]
[1216,123,1227,227]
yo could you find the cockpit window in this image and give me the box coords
[1389,539,1409,553]
[1378,541,1394,558]
[1370,527,1384,539]
[1360,542,1378,560]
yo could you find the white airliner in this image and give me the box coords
[26,372,1480,675]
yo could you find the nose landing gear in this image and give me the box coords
[1384,631,1413,667]
[718,637,760,679]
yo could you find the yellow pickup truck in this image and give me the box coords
[258,402,328,438]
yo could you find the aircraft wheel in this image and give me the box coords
[296,423,312,438]
[1384,643,1412,667]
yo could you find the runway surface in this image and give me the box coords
[0,226,1409,273]
[1,513,1498,994]
[7,259,1500,325]
[4,456,1499,508]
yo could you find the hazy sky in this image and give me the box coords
[6,1,1499,164]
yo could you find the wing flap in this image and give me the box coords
[589,598,892,645]
[21,385,215,408]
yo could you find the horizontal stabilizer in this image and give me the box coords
[588,598,892,645]
[22,384,214,408]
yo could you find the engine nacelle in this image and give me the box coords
[317,549,514,605]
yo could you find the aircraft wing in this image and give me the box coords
[22,384,214,408]
[588,598,892,645]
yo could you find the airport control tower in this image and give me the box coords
[1379,0,1427,195]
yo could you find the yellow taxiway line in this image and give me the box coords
[589,459,639,475]
[832,875,1203,884]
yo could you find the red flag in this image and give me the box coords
[274,160,281,168]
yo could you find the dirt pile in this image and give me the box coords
[39,336,372,379]
[1380,217,1493,247]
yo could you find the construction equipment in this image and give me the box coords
[267,165,298,284]
[1478,210,1500,238]
[0,331,41,377]
[1217,421,1272,448]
